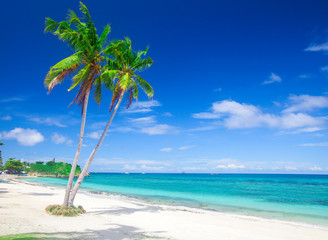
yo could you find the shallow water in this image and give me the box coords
[23,173,328,226]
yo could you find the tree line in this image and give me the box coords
[0,158,81,177]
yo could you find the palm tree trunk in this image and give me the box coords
[68,92,124,207]
[63,88,90,206]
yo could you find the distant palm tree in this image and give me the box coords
[0,142,3,167]
[68,38,154,206]
[44,2,112,206]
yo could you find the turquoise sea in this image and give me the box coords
[23,173,328,226]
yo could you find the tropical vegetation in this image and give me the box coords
[44,2,154,209]
[68,38,153,206]
[28,160,82,177]
[44,1,113,206]
[3,158,24,174]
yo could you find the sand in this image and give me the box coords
[0,177,328,240]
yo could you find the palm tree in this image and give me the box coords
[0,142,3,167]
[67,38,154,206]
[44,2,111,206]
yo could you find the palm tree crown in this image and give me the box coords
[101,38,154,110]
[44,1,111,107]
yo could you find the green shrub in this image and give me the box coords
[45,204,86,217]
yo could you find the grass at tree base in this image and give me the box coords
[45,204,86,217]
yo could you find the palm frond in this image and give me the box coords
[133,57,153,71]
[68,64,91,91]
[44,18,59,33]
[131,80,138,99]
[66,9,82,28]
[100,70,119,90]
[136,76,154,98]
[93,77,102,104]
[119,73,131,90]
[98,25,111,47]
[50,52,82,71]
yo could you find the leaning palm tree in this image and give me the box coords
[44,2,111,206]
[67,38,154,206]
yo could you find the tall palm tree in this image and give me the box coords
[67,38,154,206]
[44,2,111,206]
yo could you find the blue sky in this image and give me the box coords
[1,0,328,173]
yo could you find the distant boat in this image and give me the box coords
[124,172,129,175]
[141,172,146,174]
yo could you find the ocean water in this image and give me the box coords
[23,173,328,226]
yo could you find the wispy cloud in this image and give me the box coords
[0,128,44,146]
[122,100,161,114]
[162,112,173,117]
[321,66,328,72]
[305,42,328,52]
[300,142,328,147]
[262,73,282,85]
[29,117,67,127]
[309,166,322,171]
[86,131,103,139]
[178,145,195,150]
[160,147,173,152]
[298,74,311,79]
[51,133,73,145]
[141,124,177,135]
[0,97,24,103]
[214,88,222,92]
[128,116,156,126]
[0,115,12,121]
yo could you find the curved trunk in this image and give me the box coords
[63,88,90,206]
[68,93,124,207]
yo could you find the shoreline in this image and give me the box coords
[18,175,328,228]
[1,177,328,239]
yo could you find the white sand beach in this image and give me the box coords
[1,178,328,240]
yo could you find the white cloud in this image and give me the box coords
[193,112,221,119]
[178,145,195,150]
[86,131,102,139]
[262,73,282,85]
[51,133,72,145]
[29,117,66,127]
[0,128,44,146]
[214,88,222,92]
[214,164,245,169]
[1,115,12,121]
[160,147,173,152]
[309,166,322,171]
[300,142,328,147]
[129,116,156,126]
[280,127,325,134]
[280,113,325,129]
[193,98,326,130]
[0,97,24,103]
[305,42,328,52]
[141,124,176,135]
[283,95,328,113]
[123,100,161,113]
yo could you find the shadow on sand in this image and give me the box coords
[0,224,173,240]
